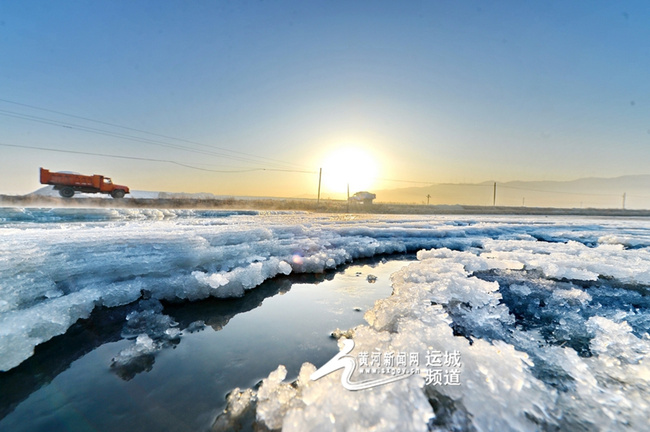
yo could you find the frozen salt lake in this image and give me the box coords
[1,209,650,431]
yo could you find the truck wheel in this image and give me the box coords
[59,187,75,198]
[111,190,125,199]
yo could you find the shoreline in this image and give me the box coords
[1,194,649,217]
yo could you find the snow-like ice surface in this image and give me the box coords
[209,215,650,431]
[2,210,650,431]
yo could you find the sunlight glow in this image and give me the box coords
[320,145,379,195]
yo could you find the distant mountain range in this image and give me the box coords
[371,175,650,209]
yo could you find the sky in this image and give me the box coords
[1,1,649,199]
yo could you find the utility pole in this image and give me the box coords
[426,194,431,205]
[317,168,322,205]
[522,197,525,207]
[493,182,497,206]
[622,192,626,210]
[347,183,350,213]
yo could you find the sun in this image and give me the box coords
[320,145,379,195]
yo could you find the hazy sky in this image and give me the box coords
[2,1,649,197]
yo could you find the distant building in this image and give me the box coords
[349,191,376,205]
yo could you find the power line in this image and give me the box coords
[0,98,308,169]
[0,142,316,174]
[0,109,307,170]
[0,98,309,170]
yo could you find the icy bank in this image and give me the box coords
[214,236,650,431]
[2,211,650,377]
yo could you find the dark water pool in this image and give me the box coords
[0,255,414,432]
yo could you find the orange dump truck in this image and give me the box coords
[40,167,130,199]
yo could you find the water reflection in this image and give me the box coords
[0,304,131,420]
[0,254,414,431]
[0,257,363,419]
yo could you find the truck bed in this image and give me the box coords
[40,169,102,189]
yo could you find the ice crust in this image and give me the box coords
[110,298,184,379]
[214,361,433,432]
[210,217,650,431]
[3,210,650,431]
[2,210,549,371]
